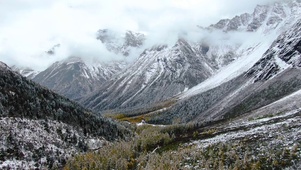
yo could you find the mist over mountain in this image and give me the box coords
[80,0,301,113]
[1,0,301,169]
[0,0,281,70]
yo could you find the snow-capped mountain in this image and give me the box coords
[143,1,301,124]
[77,0,301,126]
[13,0,301,123]
[2,0,301,169]
[209,0,301,33]
[11,66,39,79]
[248,19,301,82]
[80,1,301,113]
[0,61,132,169]
[15,30,145,100]
[180,0,301,97]
[81,38,216,111]
[31,56,126,100]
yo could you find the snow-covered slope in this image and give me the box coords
[16,30,145,100]
[0,62,11,71]
[109,0,301,125]
[248,19,301,82]
[11,66,40,79]
[181,34,270,99]
[80,1,301,113]
[153,16,301,124]
[242,88,301,120]
[0,61,132,169]
[209,0,301,33]
[181,0,301,99]
[31,57,126,100]
[0,117,105,169]
[81,38,216,111]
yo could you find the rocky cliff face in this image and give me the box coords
[248,19,301,82]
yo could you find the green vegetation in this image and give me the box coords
[0,69,132,141]
[64,125,174,170]
[255,113,274,120]
[102,99,178,124]
[199,129,217,137]
[64,124,301,170]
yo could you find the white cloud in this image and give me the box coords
[0,0,280,70]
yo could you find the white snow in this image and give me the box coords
[275,53,291,69]
[230,108,300,129]
[183,87,189,92]
[179,1,301,99]
[82,69,90,79]
[136,122,145,126]
[0,62,12,72]
[0,159,36,170]
[0,61,7,69]
[27,72,38,78]
[87,138,106,150]
[192,109,300,148]
[136,121,166,127]
[195,120,288,148]
[180,40,268,99]
[0,117,107,169]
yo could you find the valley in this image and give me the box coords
[1,0,301,169]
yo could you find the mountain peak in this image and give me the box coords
[96,29,145,56]
[0,61,9,70]
[124,30,145,47]
[60,56,84,65]
[96,29,117,43]
[209,1,300,32]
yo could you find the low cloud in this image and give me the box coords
[0,0,281,70]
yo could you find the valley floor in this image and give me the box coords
[65,108,301,170]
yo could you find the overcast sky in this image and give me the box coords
[0,0,280,70]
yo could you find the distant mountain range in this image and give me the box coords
[14,1,301,118]
[83,0,301,115]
